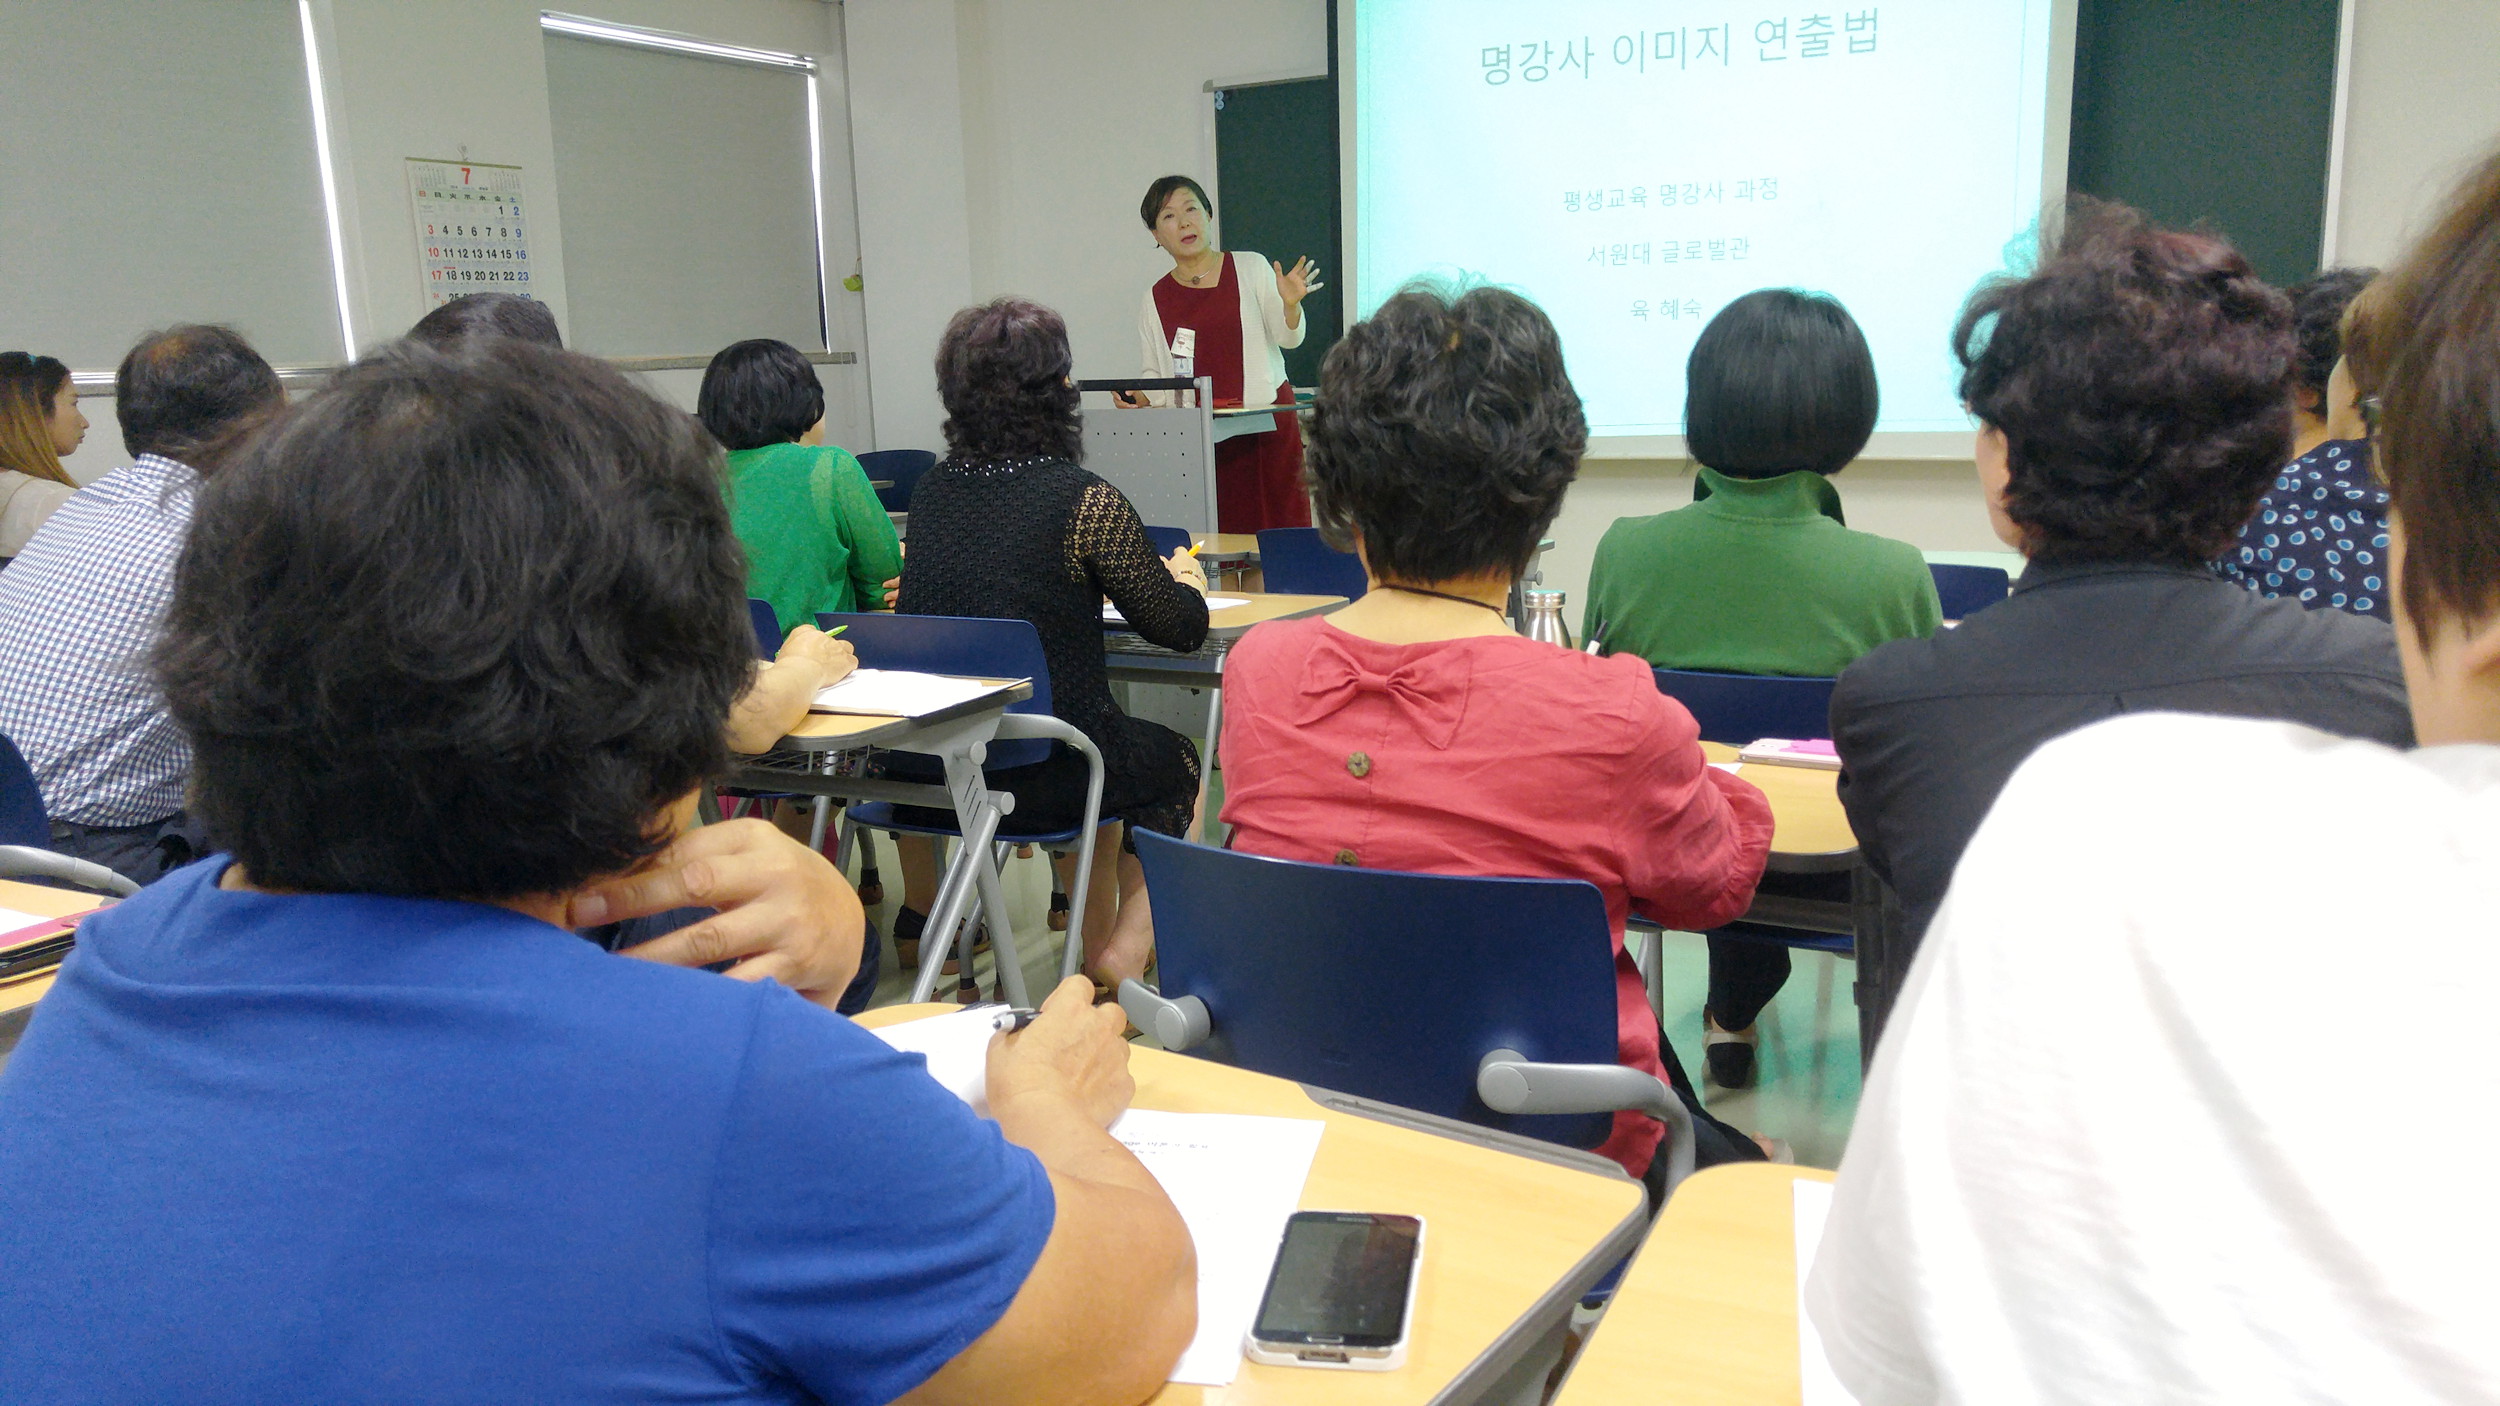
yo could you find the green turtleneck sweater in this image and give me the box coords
[1585,466,1941,678]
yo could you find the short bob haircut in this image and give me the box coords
[2287,266,2376,408]
[154,339,752,900]
[2345,147,2500,642]
[406,292,563,350]
[1139,175,1213,232]
[1304,281,1586,583]
[0,352,75,487]
[115,324,284,467]
[935,298,1083,464]
[697,339,825,451]
[1954,200,2293,565]
[1686,289,1878,478]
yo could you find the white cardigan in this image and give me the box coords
[0,470,77,557]
[1135,250,1305,408]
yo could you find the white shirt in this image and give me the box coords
[1807,711,2500,1406]
[1134,249,1305,408]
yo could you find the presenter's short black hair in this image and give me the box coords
[697,339,826,451]
[1685,289,1878,478]
[406,292,563,350]
[1140,175,1214,230]
[115,324,284,468]
[936,298,1084,463]
[1305,281,1585,583]
[2287,266,2376,405]
[155,339,752,900]
[1954,199,2293,565]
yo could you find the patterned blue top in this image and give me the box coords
[2218,438,2389,619]
[0,455,199,825]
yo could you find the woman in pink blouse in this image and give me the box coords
[1217,283,1777,1187]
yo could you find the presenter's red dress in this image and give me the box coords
[1151,257,1312,533]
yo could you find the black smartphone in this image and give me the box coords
[1243,1211,1425,1370]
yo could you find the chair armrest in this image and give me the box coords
[0,845,140,898]
[1476,1049,1697,1198]
[1118,977,1210,1052]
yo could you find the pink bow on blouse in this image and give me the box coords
[1290,633,1474,749]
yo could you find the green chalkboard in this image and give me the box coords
[2067,0,2342,285]
[1214,77,1342,388]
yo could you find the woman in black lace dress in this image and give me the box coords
[890,297,1209,988]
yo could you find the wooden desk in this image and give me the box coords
[0,879,113,1026]
[1553,1163,1835,1406]
[861,1005,1648,1406]
[1192,532,1260,563]
[1697,742,1855,869]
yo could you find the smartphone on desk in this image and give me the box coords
[1243,1211,1424,1371]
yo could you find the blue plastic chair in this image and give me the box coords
[1650,669,1837,746]
[1126,829,1696,1194]
[1142,525,1194,559]
[1929,562,2011,620]
[859,449,936,514]
[746,598,784,658]
[0,731,136,896]
[1255,527,1368,600]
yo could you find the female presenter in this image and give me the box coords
[1121,175,1320,532]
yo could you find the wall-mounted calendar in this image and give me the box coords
[406,159,535,309]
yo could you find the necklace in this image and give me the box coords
[1178,254,1221,285]
[1377,583,1508,618]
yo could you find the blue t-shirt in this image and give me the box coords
[0,861,1054,1405]
[2219,437,2390,618]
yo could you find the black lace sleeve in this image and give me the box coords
[1068,480,1210,652]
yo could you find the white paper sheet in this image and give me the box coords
[1103,595,1250,624]
[1793,1178,1862,1406]
[869,1006,1006,1112]
[809,669,1014,717]
[1111,1108,1325,1387]
[0,908,49,934]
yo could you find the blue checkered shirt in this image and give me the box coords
[0,455,199,826]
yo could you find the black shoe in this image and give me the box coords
[1047,888,1070,932]
[1704,1039,1757,1090]
[892,905,926,968]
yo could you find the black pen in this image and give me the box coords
[989,1007,1042,1033]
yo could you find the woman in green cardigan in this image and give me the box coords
[1586,289,1939,1090]
[698,339,902,633]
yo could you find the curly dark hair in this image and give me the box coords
[696,338,825,451]
[936,298,1083,463]
[2286,266,2376,410]
[155,339,753,900]
[1954,199,2294,565]
[1687,288,1878,478]
[1304,282,1586,583]
[1140,175,1213,231]
[405,292,563,350]
[2345,147,2500,642]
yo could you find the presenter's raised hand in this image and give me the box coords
[1275,256,1321,312]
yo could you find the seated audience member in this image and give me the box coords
[1217,283,1776,1192]
[1585,288,1939,1089]
[0,353,87,558]
[1807,153,2500,1405]
[405,289,564,349]
[1832,204,2413,963]
[0,326,284,883]
[890,299,1210,992]
[0,338,1194,1404]
[699,338,902,632]
[2219,265,2389,616]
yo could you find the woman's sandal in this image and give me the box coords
[1046,888,1070,932]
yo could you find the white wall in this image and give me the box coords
[2329,0,2500,268]
[58,0,868,484]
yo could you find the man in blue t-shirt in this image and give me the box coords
[0,340,1195,1405]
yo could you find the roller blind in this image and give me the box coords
[544,34,824,357]
[0,0,342,369]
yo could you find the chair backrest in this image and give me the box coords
[1651,668,1838,745]
[0,731,47,849]
[746,598,784,659]
[815,612,1054,770]
[1928,562,2011,620]
[1141,525,1194,559]
[859,449,937,514]
[1133,829,1621,1150]
[1255,527,1368,600]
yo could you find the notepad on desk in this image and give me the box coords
[1738,737,1842,770]
[870,1011,1325,1388]
[1103,595,1251,625]
[809,669,1016,718]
